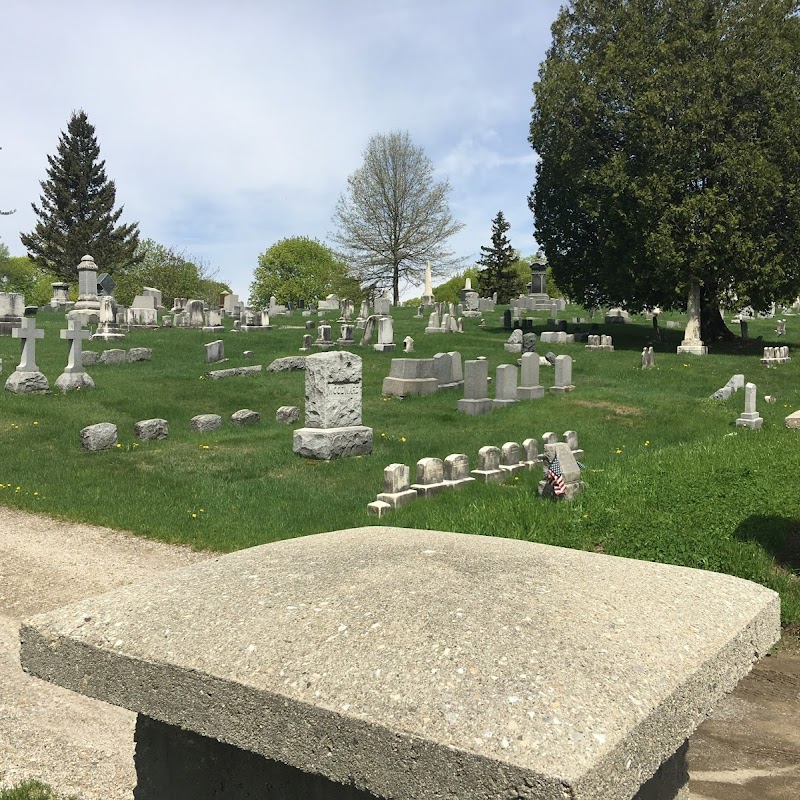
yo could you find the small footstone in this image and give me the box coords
[243,350,255,359]
[275,405,301,424]
[785,410,800,429]
[367,500,391,517]
[82,351,100,366]
[127,348,152,362]
[80,422,117,451]
[134,418,169,440]
[5,371,50,394]
[268,356,307,372]
[100,349,127,364]
[231,409,261,426]
[190,414,222,432]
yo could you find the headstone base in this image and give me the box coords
[5,370,50,394]
[444,477,476,490]
[367,501,392,518]
[92,330,126,341]
[373,343,396,352]
[202,326,225,333]
[293,426,373,460]
[504,343,522,353]
[337,339,355,346]
[240,325,272,333]
[456,398,493,416]
[55,372,95,393]
[677,344,708,355]
[470,468,505,483]
[67,309,100,326]
[376,490,418,509]
[549,385,575,394]
[736,413,763,429]
[381,377,439,397]
[499,464,526,477]
[493,398,518,408]
[462,311,481,318]
[410,482,448,498]
[424,327,446,334]
[785,411,800,429]
[517,386,545,400]
[313,342,336,350]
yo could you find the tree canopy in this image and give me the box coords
[113,239,229,307]
[21,110,140,282]
[529,0,800,339]
[249,236,361,308]
[330,130,464,305]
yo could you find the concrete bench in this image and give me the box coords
[20,527,779,800]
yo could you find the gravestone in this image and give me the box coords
[49,282,70,309]
[517,352,544,399]
[522,437,540,467]
[314,323,335,349]
[504,329,523,353]
[94,296,125,340]
[376,464,418,509]
[550,354,575,393]
[337,324,355,346]
[677,286,708,355]
[300,334,312,351]
[203,310,224,333]
[79,422,117,451]
[563,430,584,461]
[381,359,438,397]
[493,364,518,407]
[185,300,206,328]
[374,289,391,316]
[4,318,48,393]
[55,320,95,392]
[293,351,373,460]
[539,442,584,500]
[470,445,505,482]
[735,383,763,429]
[205,340,225,364]
[0,291,24,335]
[68,254,101,323]
[522,332,537,353]
[134,419,169,440]
[442,453,475,489]
[374,317,395,352]
[503,309,512,329]
[776,319,786,336]
[499,442,525,476]
[402,336,414,353]
[410,458,448,497]
[457,360,493,416]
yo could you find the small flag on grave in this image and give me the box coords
[545,454,567,496]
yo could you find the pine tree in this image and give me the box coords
[477,211,518,303]
[21,110,140,282]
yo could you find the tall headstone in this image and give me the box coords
[457,360,493,416]
[5,318,49,393]
[55,320,95,392]
[292,352,373,460]
[69,254,101,323]
[374,289,391,317]
[735,383,763,429]
[550,354,575,393]
[422,260,435,307]
[0,292,25,335]
[94,296,125,341]
[374,316,396,352]
[494,364,518,407]
[185,300,205,328]
[518,352,544,399]
[677,285,708,355]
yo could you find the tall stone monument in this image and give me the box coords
[422,259,435,307]
[68,255,101,324]
[293,351,373,460]
[55,320,95,392]
[677,285,708,355]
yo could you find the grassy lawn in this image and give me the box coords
[1,304,798,621]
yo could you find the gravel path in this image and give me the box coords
[1,506,798,800]
[0,507,211,799]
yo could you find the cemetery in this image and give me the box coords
[3,296,800,800]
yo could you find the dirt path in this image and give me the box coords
[0,506,798,799]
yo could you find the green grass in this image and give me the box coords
[1,305,798,620]
[0,781,75,800]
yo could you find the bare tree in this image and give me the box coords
[330,131,464,305]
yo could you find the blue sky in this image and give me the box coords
[1,0,563,300]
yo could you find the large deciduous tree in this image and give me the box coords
[476,211,524,303]
[331,130,464,305]
[529,0,800,341]
[21,110,140,282]
[249,236,362,308]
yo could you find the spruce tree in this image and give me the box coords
[477,211,518,303]
[21,111,140,282]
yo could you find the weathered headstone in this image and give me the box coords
[677,286,708,355]
[493,364,518,407]
[79,422,117,451]
[410,458,447,497]
[55,320,95,393]
[382,358,438,397]
[470,445,505,482]
[377,464,418,508]
[374,317,395,352]
[504,329,523,353]
[293,352,373,460]
[539,442,584,499]
[457,360,493,416]
[134,419,169,440]
[5,317,49,394]
[522,437,539,467]
[68,254,101,323]
[499,442,525,476]
[402,336,414,353]
[314,323,335,349]
[231,409,261,426]
[550,354,575,393]
[517,352,544,400]
[442,454,475,489]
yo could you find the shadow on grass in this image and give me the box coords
[733,513,800,576]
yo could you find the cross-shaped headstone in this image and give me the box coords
[60,319,92,374]
[12,317,45,372]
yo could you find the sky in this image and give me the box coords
[1,0,563,300]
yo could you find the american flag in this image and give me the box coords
[546,455,567,496]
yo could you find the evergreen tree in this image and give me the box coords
[529,0,800,341]
[21,110,140,282]
[477,211,520,303]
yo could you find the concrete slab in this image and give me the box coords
[20,527,779,800]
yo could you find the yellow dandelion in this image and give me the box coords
[15,486,20,492]
[615,448,623,454]
[644,440,650,446]
[191,513,197,519]
[33,421,39,426]
[401,436,407,443]
[202,444,210,450]
[682,363,688,367]
[33,491,39,496]
[381,433,386,437]
[116,443,122,448]
[583,513,589,518]
[200,508,205,512]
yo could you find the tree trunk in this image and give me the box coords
[700,289,737,343]
[392,264,400,307]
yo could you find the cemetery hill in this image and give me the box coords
[0,301,799,623]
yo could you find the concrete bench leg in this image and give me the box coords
[635,740,689,800]
[133,715,374,800]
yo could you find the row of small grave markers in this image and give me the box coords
[367,431,585,516]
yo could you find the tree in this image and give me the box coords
[113,239,228,307]
[529,0,800,341]
[476,211,525,303]
[0,246,60,306]
[21,110,140,282]
[250,236,362,308]
[330,130,464,305]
